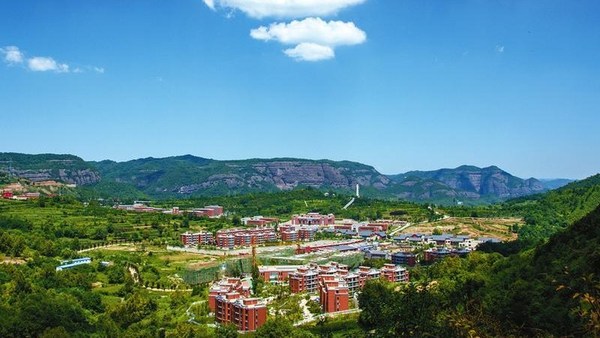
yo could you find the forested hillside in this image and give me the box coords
[359,203,600,337]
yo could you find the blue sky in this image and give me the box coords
[1,0,599,179]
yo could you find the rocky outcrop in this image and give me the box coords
[8,168,100,186]
[249,161,389,191]
[0,153,101,186]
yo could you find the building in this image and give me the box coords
[365,249,389,260]
[291,213,335,226]
[424,248,471,263]
[56,257,92,271]
[258,265,299,284]
[279,225,318,242]
[391,252,417,266]
[209,278,266,331]
[191,205,223,218]
[319,275,349,313]
[180,231,214,246]
[380,264,409,283]
[242,216,279,227]
[357,266,381,288]
[215,228,277,249]
[289,266,319,293]
[115,203,161,213]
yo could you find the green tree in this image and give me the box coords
[215,323,238,338]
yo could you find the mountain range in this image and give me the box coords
[0,152,575,204]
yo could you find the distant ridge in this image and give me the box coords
[388,165,546,204]
[0,152,560,203]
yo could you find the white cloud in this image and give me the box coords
[205,0,366,19]
[203,0,215,10]
[27,56,70,73]
[284,43,334,61]
[251,17,366,46]
[1,46,24,64]
[1,45,104,74]
[496,45,505,53]
[250,17,365,61]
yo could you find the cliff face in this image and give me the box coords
[250,161,390,190]
[8,168,101,185]
[0,153,101,186]
[93,156,391,197]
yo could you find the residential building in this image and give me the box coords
[242,216,279,227]
[357,266,381,288]
[258,265,299,284]
[319,275,349,313]
[391,252,417,266]
[180,231,213,246]
[380,264,409,283]
[215,228,276,249]
[209,278,266,331]
[289,266,319,293]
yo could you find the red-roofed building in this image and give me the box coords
[319,275,349,313]
[209,277,266,331]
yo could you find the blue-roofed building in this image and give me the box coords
[365,250,389,260]
[391,252,417,266]
[56,257,92,271]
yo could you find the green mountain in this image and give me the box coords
[89,155,391,199]
[0,153,558,203]
[539,178,574,190]
[502,174,600,241]
[388,165,546,204]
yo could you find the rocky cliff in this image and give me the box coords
[92,156,390,197]
[0,153,101,186]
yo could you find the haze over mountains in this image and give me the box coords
[0,152,575,204]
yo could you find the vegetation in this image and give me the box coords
[0,173,599,336]
[358,204,600,337]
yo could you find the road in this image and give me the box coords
[388,222,412,236]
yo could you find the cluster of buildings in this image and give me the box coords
[180,213,337,249]
[393,233,501,250]
[115,203,224,218]
[208,277,267,331]
[259,261,409,312]
[207,261,409,332]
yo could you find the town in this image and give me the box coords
[134,202,499,331]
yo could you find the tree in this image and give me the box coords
[215,323,238,338]
[255,318,315,338]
